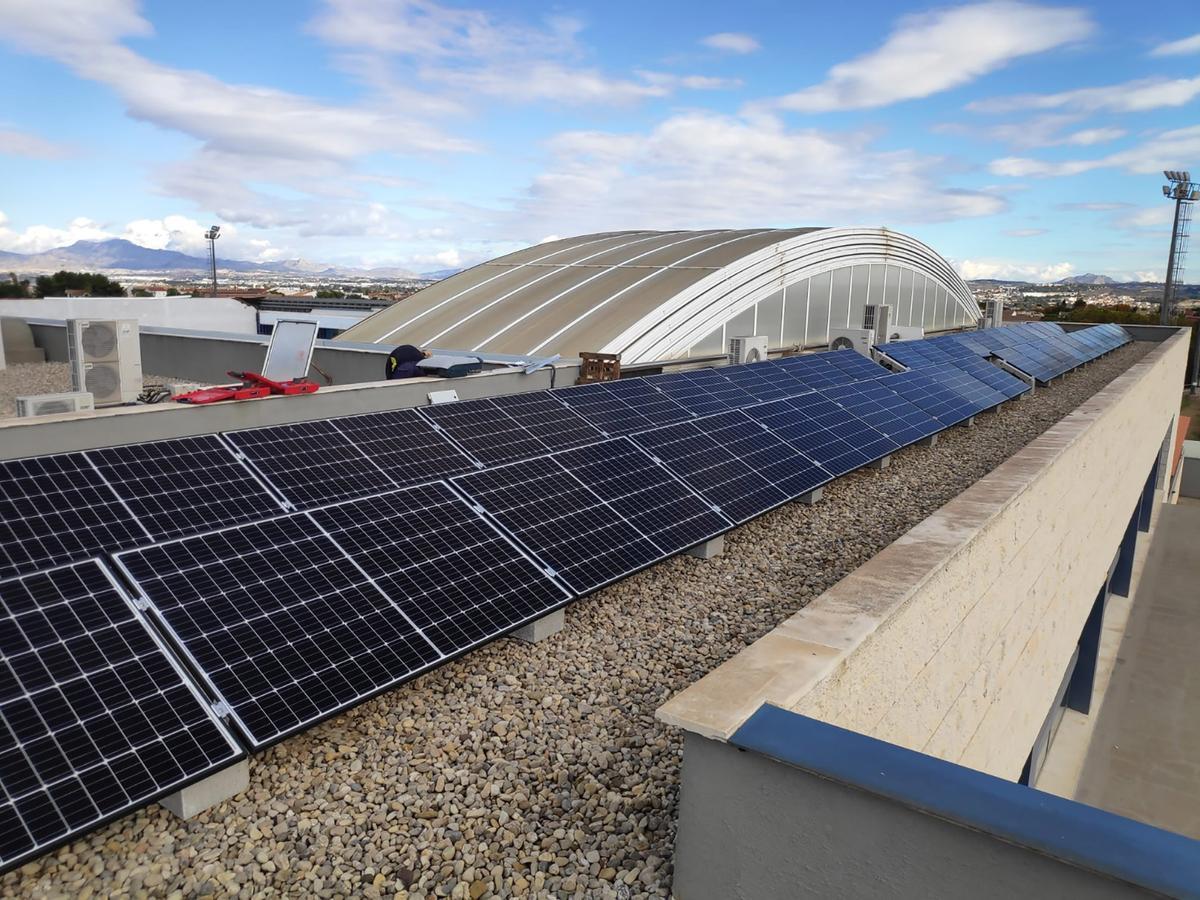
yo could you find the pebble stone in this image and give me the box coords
[2,343,1151,899]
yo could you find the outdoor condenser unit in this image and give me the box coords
[985,299,1004,329]
[15,391,95,417]
[728,335,768,364]
[828,328,875,357]
[863,304,892,343]
[66,318,142,406]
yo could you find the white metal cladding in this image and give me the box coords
[338,227,976,364]
[608,228,976,363]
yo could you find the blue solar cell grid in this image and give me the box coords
[746,392,898,475]
[554,379,692,436]
[644,369,757,415]
[629,410,832,523]
[878,369,977,426]
[818,380,943,447]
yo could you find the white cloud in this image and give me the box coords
[0,127,72,159]
[1122,206,1174,230]
[0,211,111,253]
[970,74,1200,113]
[1149,32,1200,57]
[1062,126,1126,146]
[312,0,715,106]
[1134,270,1162,282]
[512,111,1004,237]
[990,124,1200,177]
[759,2,1092,113]
[1003,228,1047,237]
[701,33,760,54]
[955,258,1076,282]
[637,71,741,91]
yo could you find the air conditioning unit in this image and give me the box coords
[66,319,142,406]
[985,299,1004,329]
[862,304,892,343]
[728,335,768,365]
[15,391,95,418]
[829,327,875,357]
[890,325,925,342]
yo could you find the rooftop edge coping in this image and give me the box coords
[656,330,1189,741]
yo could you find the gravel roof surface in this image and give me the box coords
[5,342,1152,899]
[0,363,205,418]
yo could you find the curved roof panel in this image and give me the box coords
[339,227,975,363]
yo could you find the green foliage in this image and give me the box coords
[1055,303,1188,326]
[130,288,151,297]
[34,271,126,297]
[165,287,180,296]
[315,288,344,299]
[0,273,31,298]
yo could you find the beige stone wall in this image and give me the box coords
[659,332,1188,780]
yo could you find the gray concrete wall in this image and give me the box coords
[673,733,1160,900]
[0,361,580,459]
[1181,447,1200,499]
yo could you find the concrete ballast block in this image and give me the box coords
[159,759,249,819]
[799,487,823,505]
[686,534,725,559]
[514,608,564,643]
[868,455,891,470]
[917,434,939,447]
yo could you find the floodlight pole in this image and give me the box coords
[1161,191,1185,326]
[204,225,221,297]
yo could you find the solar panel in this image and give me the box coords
[85,436,287,541]
[454,438,730,595]
[224,419,397,510]
[114,514,442,748]
[769,354,846,389]
[0,560,243,873]
[418,392,603,466]
[876,369,975,426]
[554,379,692,436]
[0,453,149,581]
[307,484,571,656]
[746,393,898,476]
[329,409,477,485]
[643,369,757,415]
[818,380,943,447]
[629,410,832,523]
[716,363,803,403]
[820,349,888,381]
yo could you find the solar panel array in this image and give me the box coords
[0,322,1131,871]
[882,321,1129,386]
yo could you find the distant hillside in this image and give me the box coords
[0,238,423,278]
[420,267,464,280]
[1057,273,1117,285]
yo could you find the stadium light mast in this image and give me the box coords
[1160,170,1198,326]
[204,225,221,297]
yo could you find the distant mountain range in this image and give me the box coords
[0,238,443,279]
[1056,273,1117,285]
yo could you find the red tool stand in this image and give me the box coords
[174,371,319,404]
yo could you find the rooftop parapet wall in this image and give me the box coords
[659,329,1188,780]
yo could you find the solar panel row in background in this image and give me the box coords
[453,438,730,595]
[643,368,757,416]
[114,481,572,749]
[882,322,1129,387]
[553,378,693,435]
[0,560,243,872]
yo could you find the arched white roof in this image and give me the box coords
[339,227,975,363]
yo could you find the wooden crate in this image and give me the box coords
[577,351,621,383]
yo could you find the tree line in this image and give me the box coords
[1,271,127,298]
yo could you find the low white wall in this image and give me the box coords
[0,296,257,333]
[659,332,1188,780]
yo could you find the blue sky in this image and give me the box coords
[1,0,1198,279]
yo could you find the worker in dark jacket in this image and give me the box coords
[386,344,430,379]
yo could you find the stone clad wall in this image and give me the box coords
[659,331,1188,780]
